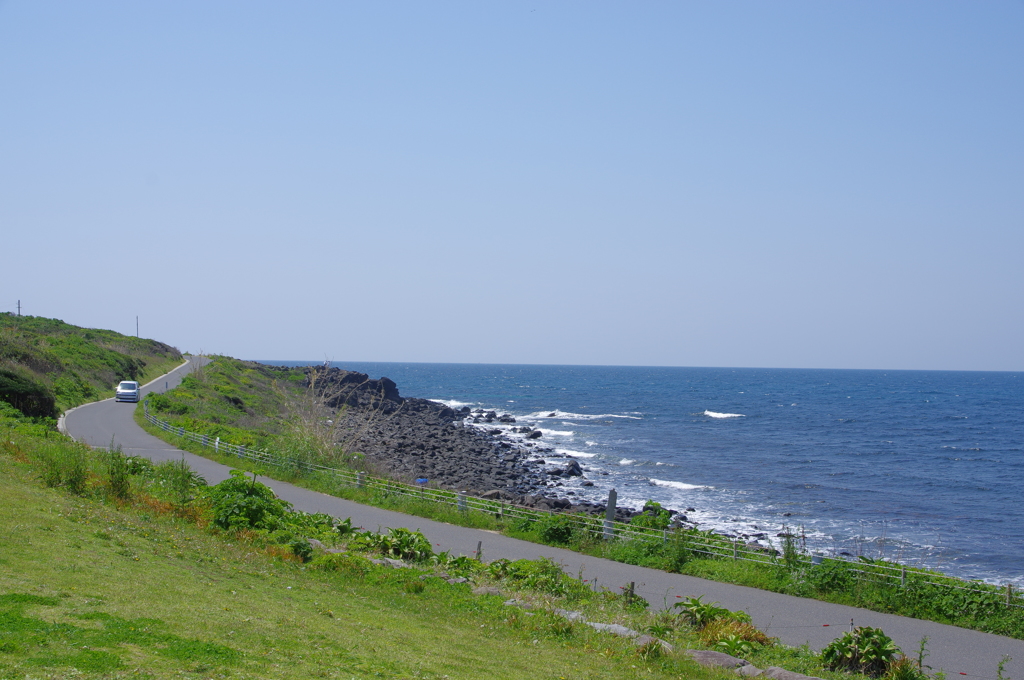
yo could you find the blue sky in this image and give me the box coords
[2,1,1021,370]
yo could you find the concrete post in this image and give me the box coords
[357,472,365,488]
[603,489,617,540]
[458,491,468,512]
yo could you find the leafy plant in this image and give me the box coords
[631,500,673,530]
[700,618,773,647]
[290,537,314,562]
[715,634,756,657]
[674,595,750,629]
[154,458,207,507]
[206,469,291,531]
[822,627,901,677]
[350,527,433,562]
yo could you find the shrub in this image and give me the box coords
[631,500,673,530]
[206,470,291,531]
[153,459,207,507]
[290,537,314,562]
[821,627,901,677]
[534,514,583,545]
[807,559,856,593]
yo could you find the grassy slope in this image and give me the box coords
[143,356,304,450]
[1,416,758,680]
[0,314,184,414]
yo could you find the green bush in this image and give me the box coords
[821,627,901,677]
[290,537,314,562]
[807,559,856,593]
[630,500,672,530]
[152,459,206,506]
[206,470,291,531]
[350,527,434,562]
[0,369,56,418]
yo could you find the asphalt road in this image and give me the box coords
[62,359,1024,680]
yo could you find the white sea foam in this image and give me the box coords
[650,478,711,491]
[537,428,574,437]
[585,441,597,447]
[704,410,745,419]
[619,458,635,465]
[557,448,597,459]
[431,399,476,409]
[523,410,642,421]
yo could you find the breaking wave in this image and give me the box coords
[704,410,745,419]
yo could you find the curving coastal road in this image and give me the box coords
[63,360,1024,680]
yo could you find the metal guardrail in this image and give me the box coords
[142,401,1023,609]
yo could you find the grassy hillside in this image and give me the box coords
[0,403,850,680]
[144,355,305,448]
[0,314,184,416]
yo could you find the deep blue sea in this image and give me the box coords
[263,362,1023,585]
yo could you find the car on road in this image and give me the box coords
[115,381,142,402]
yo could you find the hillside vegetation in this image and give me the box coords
[1,402,842,680]
[0,314,183,417]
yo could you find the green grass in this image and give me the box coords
[0,313,184,416]
[0,408,863,680]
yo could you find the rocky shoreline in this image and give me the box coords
[314,366,668,522]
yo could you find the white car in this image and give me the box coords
[115,381,142,402]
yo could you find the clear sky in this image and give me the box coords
[2,1,1021,371]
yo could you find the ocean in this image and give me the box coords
[263,362,1022,585]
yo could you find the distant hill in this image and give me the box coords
[0,314,183,417]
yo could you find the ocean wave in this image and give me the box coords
[619,458,635,465]
[536,428,574,437]
[650,478,712,491]
[523,410,642,421]
[431,399,476,409]
[704,410,745,419]
[557,448,597,459]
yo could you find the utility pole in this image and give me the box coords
[136,316,139,337]
[16,300,21,316]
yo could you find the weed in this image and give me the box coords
[674,595,750,629]
[106,439,131,501]
[821,627,901,677]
